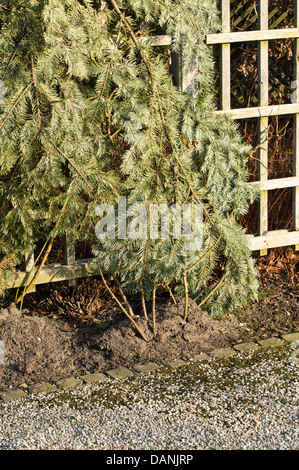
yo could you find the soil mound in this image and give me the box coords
[0,304,77,389]
[0,298,241,391]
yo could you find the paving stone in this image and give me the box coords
[192,353,211,362]
[210,347,237,358]
[233,342,260,353]
[133,362,161,374]
[29,382,57,395]
[105,367,134,380]
[168,359,187,368]
[1,389,27,402]
[55,377,82,390]
[80,373,110,384]
[280,332,299,343]
[257,337,284,348]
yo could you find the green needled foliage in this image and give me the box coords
[91,0,259,321]
[0,0,259,332]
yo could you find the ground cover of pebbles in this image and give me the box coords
[0,345,298,450]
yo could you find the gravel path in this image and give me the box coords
[0,346,298,451]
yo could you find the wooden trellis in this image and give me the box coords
[207,0,299,255]
[7,0,299,292]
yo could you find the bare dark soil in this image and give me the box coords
[0,271,298,392]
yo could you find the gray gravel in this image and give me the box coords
[0,347,298,450]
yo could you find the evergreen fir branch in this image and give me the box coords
[0,0,259,322]
[1,34,26,81]
[0,253,16,297]
[0,81,34,132]
[184,235,221,274]
[91,19,123,125]
[108,0,176,146]
[48,141,95,195]
[30,53,42,130]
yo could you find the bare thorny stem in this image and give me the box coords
[182,271,188,321]
[197,273,227,309]
[112,273,136,319]
[99,267,149,342]
[152,287,157,337]
[164,283,177,305]
[141,286,149,321]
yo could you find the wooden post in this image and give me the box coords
[257,0,269,256]
[220,0,231,111]
[171,43,198,97]
[294,0,299,250]
[171,47,183,91]
[24,249,36,293]
[64,234,77,287]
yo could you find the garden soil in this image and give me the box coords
[0,275,298,391]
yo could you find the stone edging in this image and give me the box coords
[1,332,298,403]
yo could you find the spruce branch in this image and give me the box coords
[0,0,259,323]
[108,0,173,144]
[0,81,34,132]
[49,141,95,195]
[0,254,16,297]
[91,19,123,125]
[2,34,26,80]
[185,235,221,274]
[30,53,42,130]
[15,175,80,306]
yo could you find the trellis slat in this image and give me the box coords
[6,259,100,290]
[206,27,299,44]
[215,102,299,119]
[248,229,299,251]
[249,176,299,191]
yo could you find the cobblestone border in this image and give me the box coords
[1,332,298,403]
